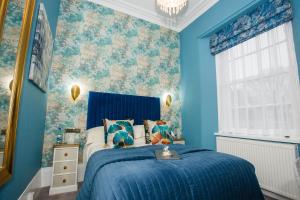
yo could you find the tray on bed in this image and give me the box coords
[155,150,181,160]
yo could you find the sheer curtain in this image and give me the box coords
[216,22,300,139]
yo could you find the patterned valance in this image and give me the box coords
[210,0,293,55]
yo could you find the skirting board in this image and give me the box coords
[18,170,41,200]
[18,164,84,199]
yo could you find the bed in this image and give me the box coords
[78,92,263,200]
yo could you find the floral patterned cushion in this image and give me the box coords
[110,130,134,148]
[103,119,134,147]
[144,120,173,145]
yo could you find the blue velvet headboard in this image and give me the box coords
[86,92,161,129]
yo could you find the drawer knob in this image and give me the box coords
[62,179,66,183]
[63,166,67,170]
[64,153,68,157]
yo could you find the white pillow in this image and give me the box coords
[134,137,149,147]
[133,125,145,139]
[85,126,105,145]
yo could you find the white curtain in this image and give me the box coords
[215,22,300,138]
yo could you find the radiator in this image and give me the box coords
[216,136,300,200]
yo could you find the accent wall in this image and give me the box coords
[180,0,300,150]
[42,0,181,167]
[0,1,60,199]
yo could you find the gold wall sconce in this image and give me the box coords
[165,94,172,107]
[71,84,80,101]
[9,80,13,91]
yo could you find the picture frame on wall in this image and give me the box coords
[29,3,53,92]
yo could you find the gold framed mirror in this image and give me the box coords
[0,0,9,41]
[0,0,36,186]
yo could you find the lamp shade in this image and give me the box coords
[71,84,80,101]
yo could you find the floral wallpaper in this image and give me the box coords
[0,0,24,142]
[42,0,181,167]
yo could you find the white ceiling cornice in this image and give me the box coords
[88,0,219,32]
[176,0,219,31]
[88,0,169,30]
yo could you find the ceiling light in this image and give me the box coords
[157,0,188,16]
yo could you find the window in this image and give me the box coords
[216,22,300,138]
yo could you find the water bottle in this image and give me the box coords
[56,127,63,144]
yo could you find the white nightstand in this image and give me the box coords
[173,138,185,144]
[49,144,79,195]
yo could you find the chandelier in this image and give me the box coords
[157,0,188,16]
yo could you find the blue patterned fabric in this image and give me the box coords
[105,120,135,147]
[77,145,264,200]
[112,130,134,148]
[210,0,293,55]
[150,125,173,145]
[107,121,134,136]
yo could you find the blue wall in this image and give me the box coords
[291,0,300,78]
[180,0,300,150]
[0,0,60,199]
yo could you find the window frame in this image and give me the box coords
[215,22,300,138]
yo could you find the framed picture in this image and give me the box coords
[29,3,53,92]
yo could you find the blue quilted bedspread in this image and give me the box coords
[77,145,263,200]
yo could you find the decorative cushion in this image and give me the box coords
[144,120,173,145]
[104,119,134,148]
[109,130,134,148]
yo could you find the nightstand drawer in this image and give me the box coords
[52,173,76,187]
[54,148,77,161]
[53,161,77,174]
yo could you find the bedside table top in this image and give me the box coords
[173,138,185,142]
[53,143,79,148]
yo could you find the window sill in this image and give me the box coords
[215,132,300,144]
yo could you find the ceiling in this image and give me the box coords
[88,0,219,32]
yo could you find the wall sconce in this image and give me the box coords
[71,84,80,101]
[165,94,172,107]
[9,80,13,91]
